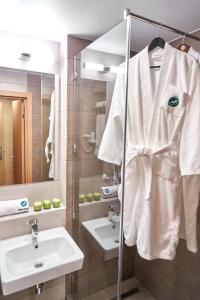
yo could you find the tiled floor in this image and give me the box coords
[68,277,155,300]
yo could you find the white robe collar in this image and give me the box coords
[138,43,177,144]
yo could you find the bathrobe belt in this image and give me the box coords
[126,142,176,200]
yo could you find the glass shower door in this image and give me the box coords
[71,21,132,300]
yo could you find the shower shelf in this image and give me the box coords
[79,197,118,206]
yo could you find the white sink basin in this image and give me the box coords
[0,227,84,295]
[82,217,119,260]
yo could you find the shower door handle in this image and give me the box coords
[0,146,4,160]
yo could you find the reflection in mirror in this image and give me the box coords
[78,22,127,198]
[41,75,55,182]
[0,69,56,186]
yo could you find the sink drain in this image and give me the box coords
[34,262,44,268]
[115,239,119,243]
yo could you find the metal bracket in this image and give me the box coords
[73,212,76,220]
[72,144,77,154]
[124,8,131,20]
[72,71,78,81]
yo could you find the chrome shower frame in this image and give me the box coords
[116,8,131,300]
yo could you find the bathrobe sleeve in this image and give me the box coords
[98,72,125,165]
[180,60,200,175]
[189,48,200,65]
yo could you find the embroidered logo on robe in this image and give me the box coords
[168,96,179,107]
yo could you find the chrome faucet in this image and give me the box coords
[108,205,119,226]
[29,218,39,249]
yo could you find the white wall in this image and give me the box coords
[0,30,60,74]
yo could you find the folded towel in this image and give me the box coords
[0,198,29,217]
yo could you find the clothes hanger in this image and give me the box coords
[148,37,166,52]
[148,24,165,69]
[177,34,190,53]
[148,24,165,52]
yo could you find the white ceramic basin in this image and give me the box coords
[82,217,119,260]
[0,227,84,295]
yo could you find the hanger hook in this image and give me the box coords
[157,23,163,38]
[182,33,187,44]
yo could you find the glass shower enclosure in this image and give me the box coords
[71,8,199,300]
[71,19,135,300]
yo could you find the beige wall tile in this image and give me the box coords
[68,36,91,59]
[32,113,41,126]
[79,111,96,137]
[79,176,103,194]
[0,181,61,205]
[32,164,42,182]
[32,127,41,142]
[80,159,103,178]
[66,184,73,233]
[79,198,119,222]
[67,110,74,136]
[0,207,66,240]
[27,74,41,87]
[79,85,106,113]
[67,85,73,112]
[67,85,80,112]
[67,136,74,161]
[32,141,41,154]
[67,160,73,186]
[31,93,42,115]
[77,137,96,161]
[67,59,75,86]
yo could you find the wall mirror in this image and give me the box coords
[0,68,57,186]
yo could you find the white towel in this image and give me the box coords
[0,198,29,217]
[45,90,55,178]
[95,114,106,156]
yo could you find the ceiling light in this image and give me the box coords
[84,62,105,72]
[84,61,119,73]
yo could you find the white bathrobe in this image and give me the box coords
[45,90,55,178]
[179,47,200,253]
[98,43,200,260]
